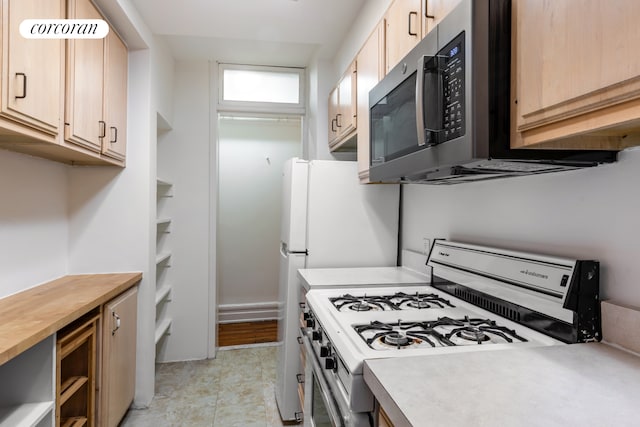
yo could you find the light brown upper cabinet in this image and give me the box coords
[385,0,422,74]
[65,0,103,153]
[356,23,385,183]
[0,0,64,143]
[102,30,128,162]
[422,0,462,37]
[328,61,357,151]
[512,0,640,150]
[0,0,128,165]
[65,0,127,166]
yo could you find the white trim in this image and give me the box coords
[218,63,305,115]
[218,302,280,324]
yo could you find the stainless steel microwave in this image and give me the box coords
[368,0,616,184]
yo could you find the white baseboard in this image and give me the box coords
[218,301,279,324]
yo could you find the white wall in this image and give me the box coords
[0,150,68,299]
[156,61,211,362]
[402,148,640,308]
[217,117,301,317]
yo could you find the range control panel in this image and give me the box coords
[441,32,465,142]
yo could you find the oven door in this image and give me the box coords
[303,336,346,427]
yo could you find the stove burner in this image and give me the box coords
[407,300,431,309]
[457,327,490,343]
[381,332,412,347]
[350,302,373,312]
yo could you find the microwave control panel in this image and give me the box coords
[441,33,465,142]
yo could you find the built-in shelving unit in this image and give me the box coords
[0,337,55,427]
[56,314,98,427]
[155,175,173,357]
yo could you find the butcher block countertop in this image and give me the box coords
[0,273,142,365]
[364,343,640,427]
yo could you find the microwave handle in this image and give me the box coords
[416,55,444,147]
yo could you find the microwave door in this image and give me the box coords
[416,55,444,148]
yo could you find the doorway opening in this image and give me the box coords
[216,113,302,346]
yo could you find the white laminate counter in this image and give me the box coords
[364,343,640,427]
[297,267,428,291]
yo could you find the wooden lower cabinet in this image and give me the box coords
[56,312,99,427]
[55,287,138,427]
[100,287,138,427]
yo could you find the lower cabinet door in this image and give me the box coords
[101,287,138,427]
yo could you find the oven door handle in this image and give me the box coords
[302,336,346,427]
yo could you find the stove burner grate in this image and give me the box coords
[354,316,527,350]
[330,292,455,312]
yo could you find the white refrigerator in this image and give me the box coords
[275,158,400,421]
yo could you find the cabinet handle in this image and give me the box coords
[408,11,418,36]
[331,118,337,132]
[15,73,27,99]
[110,126,118,143]
[297,336,303,345]
[99,120,106,139]
[336,113,342,128]
[424,0,435,19]
[296,373,305,384]
[112,312,121,335]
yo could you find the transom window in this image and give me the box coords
[219,64,305,114]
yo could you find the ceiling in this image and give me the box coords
[130,0,368,67]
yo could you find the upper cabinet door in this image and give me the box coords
[337,61,357,138]
[65,0,104,153]
[422,0,462,37]
[1,0,63,135]
[513,0,640,149]
[386,0,422,74]
[102,30,127,162]
[356,23,385,183]
[328,86,339,144]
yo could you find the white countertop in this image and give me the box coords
[364,343,640,427]
[297,266,428,291]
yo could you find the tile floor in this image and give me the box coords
[120,345,289,427]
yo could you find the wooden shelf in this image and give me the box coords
[61,416,87,427]
[59,376,88,406]
[155,319,172,345]
[155,284,172,305]
[0,401,53,427]
[155,252,171,265]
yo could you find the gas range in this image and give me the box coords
[300,241,601,427]
[306,285,562,376]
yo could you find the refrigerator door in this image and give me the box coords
[306,160,399,267]
[280,158,309,252]
[275,245,306,421]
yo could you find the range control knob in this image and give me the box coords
[306,318,315,328]
[320,345,332,357]
[312,330,322,341]
[325,356,337,371]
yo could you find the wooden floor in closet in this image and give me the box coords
[218,320,278,347]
